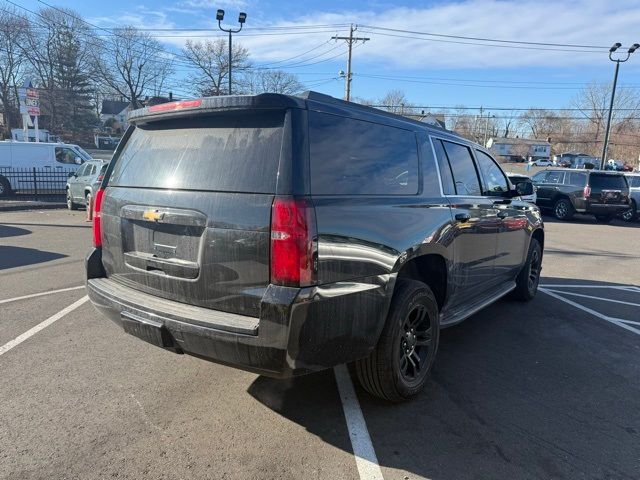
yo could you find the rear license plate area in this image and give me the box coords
[121,312,174,348]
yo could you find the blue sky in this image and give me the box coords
[20,0,640,111]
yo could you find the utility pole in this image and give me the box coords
[333,24,369,101]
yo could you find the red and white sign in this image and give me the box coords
[27,106,40,116]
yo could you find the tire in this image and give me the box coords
[511,238,542,301]
[355,279,440,402]
[553,198,574,221]
[621,201,636,222]
[595,215,613,224]
[0,176,11,198]
[66,188,78,210]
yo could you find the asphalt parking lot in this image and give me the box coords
[0,209,638,480]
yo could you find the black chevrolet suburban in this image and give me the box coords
[532,169,630,222]
[86,92,544,402]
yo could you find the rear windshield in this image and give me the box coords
[109,111,284,193]
[590,174,627,190]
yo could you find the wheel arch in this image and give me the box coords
[395,253,448,311]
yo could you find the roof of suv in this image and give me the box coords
[127,91,455,137]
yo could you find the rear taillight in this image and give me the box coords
[96,174,104,183]
[270,197,317,287]
[583,185,591,199]
[93,188,105,247]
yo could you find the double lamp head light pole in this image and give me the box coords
[600,42,639,169]
[216,9,247,96]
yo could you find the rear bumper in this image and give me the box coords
[86,249,393,377]
[575,202,630,215]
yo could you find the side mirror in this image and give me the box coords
[516,182,534,196]
[75,157,82,165]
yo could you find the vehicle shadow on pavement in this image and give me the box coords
[250,277,639,480]
[0,246,67,270]
[0,224,31,238]
[542,214,640,228]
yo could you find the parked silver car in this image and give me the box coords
[622,173,640,221]
[66,160,109,210]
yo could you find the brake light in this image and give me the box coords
[270,197,317,287]
[148,99,202,112]
[583,185,591,199]
[93,188,105,247]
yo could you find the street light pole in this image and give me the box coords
[600,42,639,169]
[216,9,246,96]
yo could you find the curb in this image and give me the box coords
[0,203,67,212]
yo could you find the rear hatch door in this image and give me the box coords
[101,110,287,317]
[588,173,629,204]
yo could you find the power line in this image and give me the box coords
[360,24,612,50]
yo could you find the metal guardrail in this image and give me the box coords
[0,167,71,201]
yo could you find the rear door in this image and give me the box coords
[100,110,288,317]
[534,170,565,208]
[432,138,500,303]
[588,173,629,206]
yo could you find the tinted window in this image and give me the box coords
[432,139,455,195]
[531,171,547,183]
[627,176,640,188]
[110,112,284,192]
[475,150,508,195]
[566,172,587,186]
[545,171,565,184]
[309,113,419,195]
[590,174,627,190]
[441,141,482,196]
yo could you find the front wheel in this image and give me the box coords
[66,189,78,210]
[0,176,11,198]
[355,279,440,402]
[554,198,574,221]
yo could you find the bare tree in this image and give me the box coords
[378,89,419,115]
[182,39,249,96]
[95,27,174,108]
[0,6,28,135]
[243,70,304,95]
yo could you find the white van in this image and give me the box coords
[0,141,93,196]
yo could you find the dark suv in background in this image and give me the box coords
[86,92,544,402]
[532,169,630,222]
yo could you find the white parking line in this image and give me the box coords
[540,288,640,336]
[0,286,85,305]
[0,296,88,357]
[540,284,640,290]
[542,288,640,308]
[333,364,384,480]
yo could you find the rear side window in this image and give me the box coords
[109,111,284,193]
[432,139,455,195]
[566,172,587,186]
[628,176,640,188]
[441,140,482,196]
[590,174,627,190]
[309,112,419,195]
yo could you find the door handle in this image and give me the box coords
[455,213,471,222]
[496,211,509,219]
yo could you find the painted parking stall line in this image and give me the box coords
[334,364,384,480]
[539,287,640,337]
[0,286,85,305]
[0,296,88,357]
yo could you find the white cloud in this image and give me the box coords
[101,0,640,70]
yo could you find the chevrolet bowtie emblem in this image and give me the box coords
[142,210,164,222]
